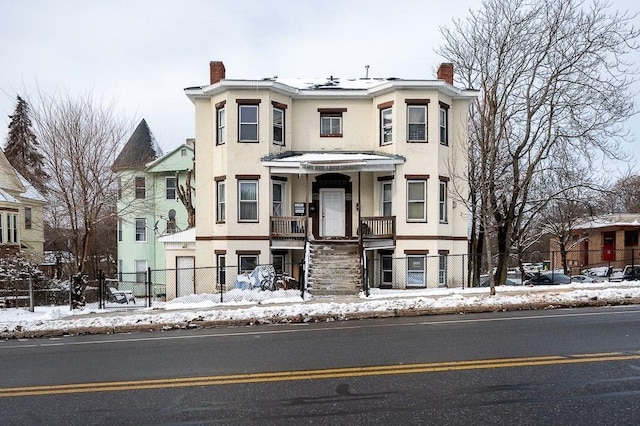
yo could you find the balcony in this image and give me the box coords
[270,215,396,249]
[270,216,307,249]
[360,216,396,248]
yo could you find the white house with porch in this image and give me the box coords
[176,60,477,297]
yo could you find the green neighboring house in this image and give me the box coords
[112,119,194,292]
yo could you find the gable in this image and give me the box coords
[145,145,194,174]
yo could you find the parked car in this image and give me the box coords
[524,272,571,286]
[570,274,599,283]
[609,268,624,282]
[479,276,522,287]
[622,265,640,281]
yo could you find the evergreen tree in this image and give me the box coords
[4,95,48,193]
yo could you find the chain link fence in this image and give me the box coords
[5,247,638,311]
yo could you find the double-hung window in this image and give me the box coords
[319,108,346,137]
[380,106,393,145]
[439,102,449,145]
[406,100,429,142]
[407,178,427,222]
[118,218,123,242]
[272,102,285,145]
[216,101,226,145]
[216,179,226,223]
[406,255,426,287]
[135,176,146,199]
[272,180,284,216]
[135,218,147,242]
[166,176,176,200]
[238,180,258,222]
[238,100,260,142]
[439,178,448,223]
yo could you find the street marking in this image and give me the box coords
[2,351,639,398]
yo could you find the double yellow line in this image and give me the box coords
[2,351,639,398]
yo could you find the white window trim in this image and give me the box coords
[135,218,147,242]
[439,254,448,286]
[407,105,428,142]
[439,180,448,223]
[217,107,226,145]
[381,107,392,145]
[439,106,448,145]
[273,107,284,146]
[407,180,427,222]
[238,180,259,222]
[320,115,343,136]
[166,176,176,200]
[239,105,259,142]
[406,255,426,287]
[217,181,226,223]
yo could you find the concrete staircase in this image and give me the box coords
[307,241,362,295]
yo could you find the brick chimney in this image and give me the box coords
[210,61,226,84]
[437,63,454,85]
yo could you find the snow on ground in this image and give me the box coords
[2,281,640,338]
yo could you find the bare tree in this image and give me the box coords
[176,169,195,228]
[439,0,639,293]
[31,90,133,274]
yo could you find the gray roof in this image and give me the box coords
[112,119,163,171]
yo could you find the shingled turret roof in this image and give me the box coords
[112,119,163,171]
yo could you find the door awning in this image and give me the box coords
[261,152,405,174]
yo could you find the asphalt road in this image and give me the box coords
[1,305,640,425]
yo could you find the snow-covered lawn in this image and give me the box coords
[2,280,640,339]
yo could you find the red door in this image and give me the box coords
[602,232,616,262]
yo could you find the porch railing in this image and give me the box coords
[270,216,307,240]
[360,216,396,240]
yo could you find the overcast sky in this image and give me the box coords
[1,0,639,167]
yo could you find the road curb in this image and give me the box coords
[3,295,639,340]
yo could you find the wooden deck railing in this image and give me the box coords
[360,216,396,240]
[270,216,307,240]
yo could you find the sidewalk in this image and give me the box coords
[2,282,640,339]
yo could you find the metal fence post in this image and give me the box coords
[28,275,34,312]
[147,267,152,308]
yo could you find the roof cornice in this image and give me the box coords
[185,79,479,103]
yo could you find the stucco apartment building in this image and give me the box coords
[167,61,477,297]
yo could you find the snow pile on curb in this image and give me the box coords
[1,283,640,339]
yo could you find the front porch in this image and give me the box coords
[270,215,396,249]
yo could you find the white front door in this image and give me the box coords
[176,256,195,297]
[320,189,345,237]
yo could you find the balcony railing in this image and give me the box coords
[359,216,395,241]
[270,216,307,241]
